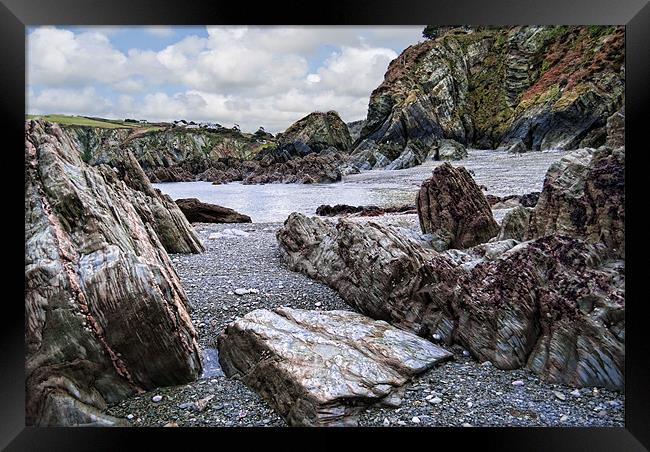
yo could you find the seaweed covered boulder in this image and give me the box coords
[416,162,499,249]
[25,120,202,426]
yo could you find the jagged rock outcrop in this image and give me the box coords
[346,119,366,142]
[605,108,625,148]
[243,150,345,184]
[277,213,624,389]
[175,198,252,223]
[495,205,532,241]
[417,163,499,249]
[25,120,202,426]
[276,111,352,153]
[351,26,624,169]
[487,192,540,209]
[97,148,204,254]
[67,125,268,181]
[526,147,624,257]
[217,307,452,426]
[316,204,416,217]
[433,139,468,161]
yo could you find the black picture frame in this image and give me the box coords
[4,0,648,450]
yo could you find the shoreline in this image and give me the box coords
[105,221,624,427]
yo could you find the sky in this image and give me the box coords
[26,26,424,133]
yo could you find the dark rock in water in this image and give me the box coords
[243,150,344,185]
[417,162,499,249]
[217,307,452,426]
[277,214,624,389]
[25,120,202,426]
[526,147,624,257]
[315,204,417,217]
[175,198,252,223]
[487,192,540,209]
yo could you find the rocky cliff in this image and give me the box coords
[25,120,203,426]
[351,26,624,170]
[64,110,353,185]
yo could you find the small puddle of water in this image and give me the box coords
[200,348,224,378]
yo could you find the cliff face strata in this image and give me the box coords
[351,26,624,169]
[65,111,352,185]
[25,120,202,426]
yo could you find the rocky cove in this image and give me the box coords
[24,25,625,428]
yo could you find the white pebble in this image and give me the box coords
[511,380,524,386]
[126,414,134,420]
[152,395,163,403]
[383,418,390,427]
[432,333,441,341]
[553,391,567,401]
[560,415,568,422]
[234,288,249,296]
[462,423,472,427]
[315,302,322,307]
[411,416,420,424]
[570,389,581,397]
[429,397,443,404]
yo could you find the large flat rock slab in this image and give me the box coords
[217,307,452,426]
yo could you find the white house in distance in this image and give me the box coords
[173,120,224,130]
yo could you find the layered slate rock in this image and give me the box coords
[217,307,452,426]
[101,148,205,254]
[526,147,625,257]
[175,198,252,223]
[25,120,202,426]
[277,214,624,389]
[417,163,499,249]
[351,26,624,170]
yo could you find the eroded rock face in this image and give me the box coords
[417,163,499,249]
[175,198,252,223]
[277,111,352,152]
[217,307,452,426]
[25,120,202,426]
[351,26,624,169]
[100,148,205,254]
[526,147,624,257]
[277,214,624,388]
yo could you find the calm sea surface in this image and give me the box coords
[154,149,565,223]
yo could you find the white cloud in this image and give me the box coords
[144,26,175,38]
[28,87,113,116]
[26,25,424,132]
